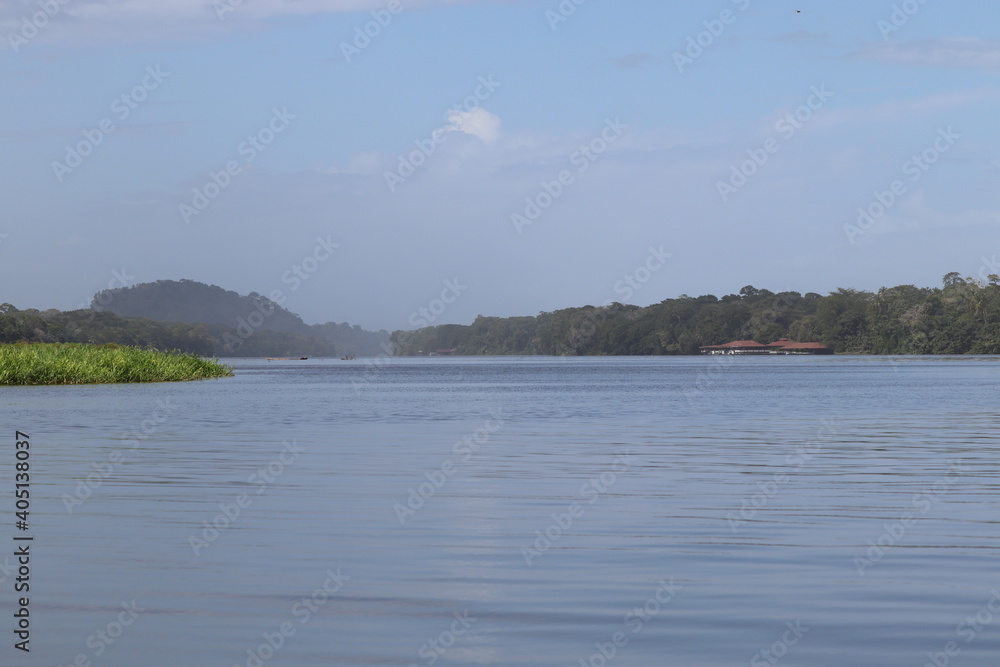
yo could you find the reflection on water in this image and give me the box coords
[4,356,1000,666]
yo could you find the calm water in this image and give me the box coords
[3,356,1000,666]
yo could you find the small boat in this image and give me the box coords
[341,354,356,360]
[266,357,309,361]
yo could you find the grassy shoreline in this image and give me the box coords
[0,343,233,386]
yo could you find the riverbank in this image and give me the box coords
[0,343,233,385]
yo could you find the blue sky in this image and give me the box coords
[2,0,999,331]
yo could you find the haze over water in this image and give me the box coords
[5,356,1000,666]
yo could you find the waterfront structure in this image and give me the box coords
[699,338,832,355]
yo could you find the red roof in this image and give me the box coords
[776,342,829,350]
[713,340,764,348]
[701,338,830,351]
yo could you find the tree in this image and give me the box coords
[943,272,964,289]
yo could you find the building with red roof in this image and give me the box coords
[698,340,770,355]
[699,338,832,355]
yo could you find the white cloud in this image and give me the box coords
[734,87,996,142]
[851,38,1000,71]
[866,190,1000,239]
[0,0,475,23]
[808,88,997,131]
[444,107,501,143]
[771,30,834,48]
[322,150,382,176]
[0,0,489,45]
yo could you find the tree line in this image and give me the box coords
[0,304,340,357]
[390,273,1000,356]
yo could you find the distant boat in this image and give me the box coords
[266,357,309,361]
[341,354,356,360]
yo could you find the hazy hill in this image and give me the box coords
[93,280,311,334]
[93,279,389,356]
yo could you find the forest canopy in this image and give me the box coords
[391,273,1000,356]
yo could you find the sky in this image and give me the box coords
[2,0,999,332]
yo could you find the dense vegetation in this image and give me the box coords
[0,343,233,385]
[0,303,338,358]
[94,280,389,357]
[391,273,1000,356]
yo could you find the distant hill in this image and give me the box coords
[92,279,389,357]
[94,280,310,333]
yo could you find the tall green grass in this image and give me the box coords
[0,343,233,385]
